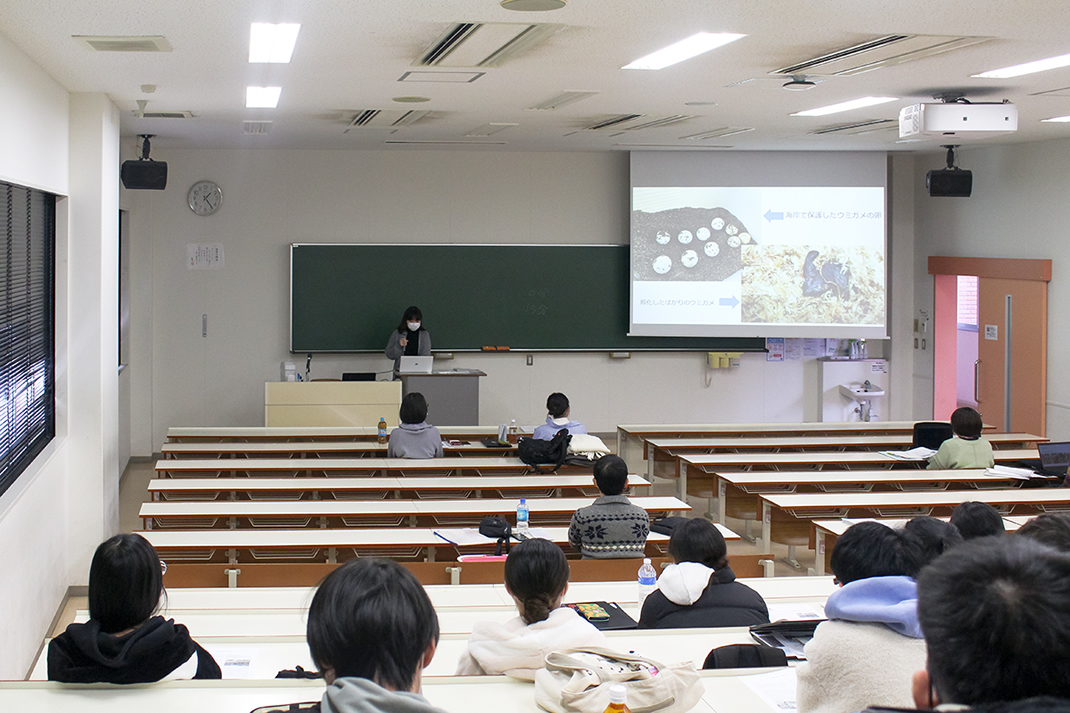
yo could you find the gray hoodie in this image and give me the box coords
[321,677,447,713]
[387,422,444,459]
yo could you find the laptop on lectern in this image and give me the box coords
[398,356,433,374]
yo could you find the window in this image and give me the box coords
[956,274,978,332]
[0,180,56,498]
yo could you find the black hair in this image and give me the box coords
[903,516,964,572]
[918,537,1070,704]
[950,406,983,438]
[504,538,570,625]
[668,517,728,570]
[88,533,163,634]
[399,392,428,425]
[396,306,423,335]
[1017,513,1070,553]
[829,521,914,585]
[592,454,628,496]
[950,501,1006,540]
[307,558,439,691]
[546,392,570,419]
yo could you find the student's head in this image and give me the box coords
[504,538,571,625]
[950,406,983,438]
[592,455,628,496]
[903,516,964,570]
[668,518,728,570]
[88,533,164,634]
[1017,513,1070,553]
[914,537,1070,706]
[546,392,570,419]
[950,501,1006,540]
[828,521,914,585]
[397,306,422,333]
[399,392,428,425]
[307,558,439,691]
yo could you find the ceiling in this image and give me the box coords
[3,0,1070,153]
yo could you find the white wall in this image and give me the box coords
[126,149,916,451]
[0,29,121,677]
[913,140,1070,435]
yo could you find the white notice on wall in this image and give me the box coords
[784,339,803,361]
[187,243,225,270]
[766,337,785,362]
[985,324,998,340]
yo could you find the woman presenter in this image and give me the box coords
[386,305,431,372]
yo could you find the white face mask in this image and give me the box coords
[407,322,421,331]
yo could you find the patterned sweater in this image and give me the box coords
[568,494,650,559]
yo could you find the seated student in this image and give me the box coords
[796,521,926,713]
[1016,512,1070,552]
[927,406,995,470]
[638,517,768,629]
[387,392,444,458]
[532,392,587,441]
[950,500,1006,540]
[568,455,649,559]
[306,558,447,713]
[455,538,605,679]
[903,515,963,565]
[48,533,220,683]
[910,537,1070,709]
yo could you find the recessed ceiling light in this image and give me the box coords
[1041,115,1070,122]
[623,32,745,70]
[249,23,300,63]
[501,0,566,10]
[393,96,431,103]
[974,52,1070,79]
[791,96,898,117]
[246,86,282,108]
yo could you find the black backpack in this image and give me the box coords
[517,430,571,473]
[479,515,512,555]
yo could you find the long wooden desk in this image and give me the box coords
[155,457,562,478]
[162,440,516,458]
[147,474,650,500]
[710,468,1027,527]
[759,488,1070,553]
[810,517,1024,576]
[167,425,508,442]
[674,449,1038,500]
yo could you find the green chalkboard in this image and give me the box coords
[290,244,765,352]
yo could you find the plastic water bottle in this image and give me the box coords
[637,558,657,612]
[516,498,530,535]
[603,684,631,713]
[377,417,388,445]
[508,419,518,444]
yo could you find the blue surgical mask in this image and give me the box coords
[407,321,421,331]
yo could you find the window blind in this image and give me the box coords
[0,181,55,498]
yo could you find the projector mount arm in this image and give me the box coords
[941,144,960,170]
[137,134,156,161]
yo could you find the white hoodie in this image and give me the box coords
[455,607,606,680]
[657,562,715,604]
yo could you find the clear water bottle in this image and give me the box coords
[637,558,657,612]
[516,497,530,535]
[377,417,388,445]
[508,419,518,444]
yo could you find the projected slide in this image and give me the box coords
[631,186,885,337]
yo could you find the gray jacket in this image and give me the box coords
[387,422,444,459]
[385,329,431,372]
[568,494,650,559]
[321,677,448,713]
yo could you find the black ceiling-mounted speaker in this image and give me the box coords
[121,159,168,190]
[926,168,972,197]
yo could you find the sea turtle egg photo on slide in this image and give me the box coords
[681,250,699,268]
[653,255,672,274]
[704,241,720,257]
[711,217,725,231]
[739,232,751,244]
[656,230,670,245]
[725,224,738,236]
[727,235,741,248]
[678,230,693,244]
[697,227,711,241]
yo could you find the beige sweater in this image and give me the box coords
[795,620,927,713]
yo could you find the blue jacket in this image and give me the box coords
[824,575,923,638]
[533,416,587,441]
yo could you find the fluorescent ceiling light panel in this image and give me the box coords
[974,52,1070,78]
[249,23,300,63]
[246,86,282,108]
[1041,115,1070,122]
[791,96,898,116]
[623,32,745,70]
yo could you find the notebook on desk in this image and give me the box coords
[398,356,433,374]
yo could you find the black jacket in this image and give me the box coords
[637,565,770,629]
[48,615,221,683]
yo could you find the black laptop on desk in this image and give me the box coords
[1018,441,1070,481]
